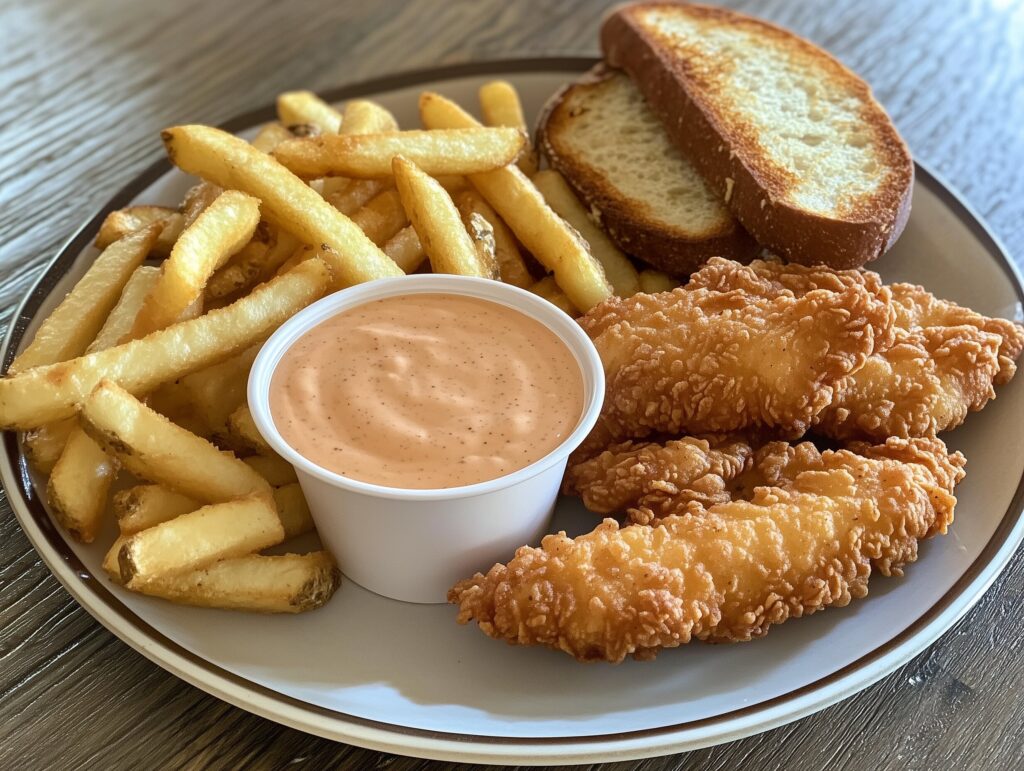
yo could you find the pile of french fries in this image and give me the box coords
[3,83,679,614]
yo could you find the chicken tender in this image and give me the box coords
[564,435,753,524]
[450,437,964,663]
[691,258,1024,440]
[573,261,893,460]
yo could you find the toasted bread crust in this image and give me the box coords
[602,2,914,269]
[538,66,757,275]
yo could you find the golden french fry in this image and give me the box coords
[341,99,398,134]
[479,80,538,175]
[46,427,118,543]
[118,494,283,585]
[162,125,402,287]
[273,127,525,179]
[95,206,183,255]
[90,266,162,350]
[529,276,579,316]
[102,535,128,580]
[276,91,343,134]
[420,93,612,310]
[0,260,330,430]
[462,212,500,279]
[531,169,641,296]
[205,229,301,301]
[638,269,682,294]
[131,191,261,337]
[9,225,160,374]
[180,182,223,228]
[130,551,340,613]
[454,189,532,287]
[273,482,314,539]
[383,226,428,273]
[243,454,298,487]
[250,122,296,153]
[350,188,409,246]
[116,480,307,539]
[226,404,272,454]
[176,345,259,433]
[22,418,76,475]
[435,175,470,195]
[81,380,270,502]
[393,156,496,279]
[115,484,200,536]
[325,179,392,216]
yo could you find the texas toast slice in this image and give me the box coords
[602,2,914,268]
[538,65,757,275]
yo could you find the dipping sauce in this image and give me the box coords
[269,293,585,489]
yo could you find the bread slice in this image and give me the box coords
[538,65,756,275]
[602,2,914,268]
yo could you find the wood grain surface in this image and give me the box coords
[1,0,1023,768]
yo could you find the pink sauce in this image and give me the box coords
[269,293,584,489]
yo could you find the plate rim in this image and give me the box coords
[3,56,1024,764]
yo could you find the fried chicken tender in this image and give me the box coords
[573,259,893,460]
[450,437,964,663]
[691,258,1024,440]
[564,435,753,524]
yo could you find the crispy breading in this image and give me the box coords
[690,258,1024,440]
[564,435,753,524]
[572,259,893,460]
[450,437,964,663]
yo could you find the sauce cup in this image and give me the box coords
[248,274,605,604]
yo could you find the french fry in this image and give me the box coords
[177,345,259,433]
[341,99,398,134]
[435,175,471,195]
[276,90,343,134]
[102,535,127,580]
[392,156,496,279]
[9,225,160,374]
[226,404,272,454]
[80,380,270,502]
[272,127,525,179]
[243,454,298,487]
[419,93,612,310]
[22,418,76,475]
[530,276,579,316]
[383,226,428,273]
[116,481,308,538]
[272,483,314,539]
[250,122,296,153]
[462,212,500,279]
[325,178,391,216]
[531,169,641,296]
[0,259,330,429]
[638,269,682,294]
[162,125,402,287]
[90,266,161,350]
[206,229,302,301]
[115,484,200,536]
[131,190,261,337]
[322,100,400,197]
[118,495,284,585]
[180,182,223,228]
[479,80,538,175]
[454,189,532,287]
[130,552,340,613]
[95,206,183,255]
[45,428,118,543]
[350,189,409,246]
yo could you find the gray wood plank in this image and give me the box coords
[0,0,1021,768]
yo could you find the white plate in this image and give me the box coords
[3,59,1024,765]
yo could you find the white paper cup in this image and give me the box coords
[248,274,605,604]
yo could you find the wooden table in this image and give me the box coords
[1,0,1021,768]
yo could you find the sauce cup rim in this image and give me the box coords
[247,274,606,501]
